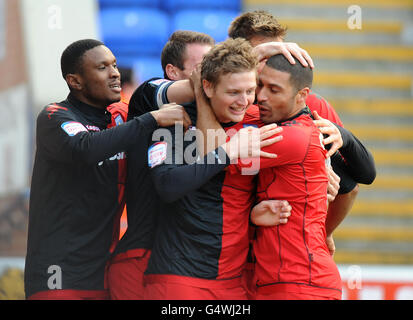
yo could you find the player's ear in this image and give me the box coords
[295,87,310,105]
[66,74,83,91]
[202,79,214,99]
[165,64,180,81]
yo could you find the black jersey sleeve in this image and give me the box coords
[37,106,158,165]
[148,126,230,203]
[128,77,175,119]
[334,124,376,185]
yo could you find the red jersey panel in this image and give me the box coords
[240,108,342,299]
[107,101,128,252]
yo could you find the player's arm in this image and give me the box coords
[327,166,341,203]
[236,124,308,173]
[150,125,279,203]
[38,103,190,165]
[166,79,195,104]
[325,185,359,255]
[187,40,315,105]
[38,105,158,165]
[253,42,314,70]
[250,200,292,227]
[127,77,195,120]
[313,111,376,184]
[335,126,376,184]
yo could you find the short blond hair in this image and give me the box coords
[201,38,258,88]
[228,10,287,42]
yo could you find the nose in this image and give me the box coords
[256,86,267,103]
[237,93,249,106]
[110,65,120,78]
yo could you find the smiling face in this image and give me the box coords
[203,70,257,123]
[69,45,121,108]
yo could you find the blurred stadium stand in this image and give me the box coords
[244,0,413,266]
[99,8,169,55]
[97,0,241,83]
[161,0,241,11]
[171,10,240,43]
[99,0,161,8]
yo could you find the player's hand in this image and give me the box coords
[190,65,202,94]
[251,200,292,227]
[313,111,343,158]
[150,103,192,131]
[326,234,335,256]
[222,124,283,160]
[327,166,341,203]
[253,42,314,69]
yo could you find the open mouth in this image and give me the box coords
[109,83,122,93]
[258,104,271,115]
[229,106,247,115]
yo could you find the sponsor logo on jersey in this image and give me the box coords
[243,124,258,128]
[86,125,100,132]
[98,152,126,166]
[148,141,167,168]
[61,121,88,136]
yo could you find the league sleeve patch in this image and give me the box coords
[243,124,258,128]
[61,121,88,136]
[114,115,124,126]
[149,79,170,86]
[148,141,167,168]
[155,80,173,107]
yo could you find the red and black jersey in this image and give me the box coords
[24,94,158,298]
[145,106,260,281]
[239,107,342,299]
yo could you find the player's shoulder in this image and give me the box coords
[306,90,343,125]
[306,91,330,110]
[108,101,129,122]
[39,99,73,120]
[279,113,315,141]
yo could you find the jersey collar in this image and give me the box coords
[276,106,313,125]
